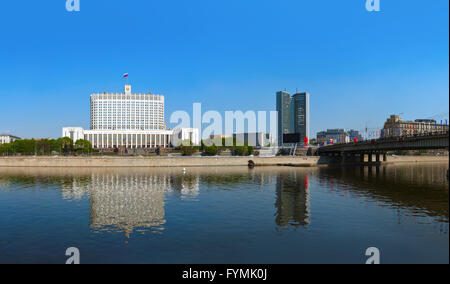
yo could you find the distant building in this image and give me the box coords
[0,134,21,144]
[233,132,275,148]
[347,129,362,141]
[381,115,449,138]
[276,90,310,146]
[62,84,199,149]
[317,129,350,144]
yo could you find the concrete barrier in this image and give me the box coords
[0,156,320,168]
[0,155,446,168]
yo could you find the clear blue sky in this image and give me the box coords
[0,0,448,139]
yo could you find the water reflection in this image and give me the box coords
[0,164,448,238]
[318,164,449,222]
[87,173,169,236]
[275,171,310,228]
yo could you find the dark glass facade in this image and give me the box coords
[276,91,292,145]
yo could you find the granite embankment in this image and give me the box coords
[0,155,447,168]
[0,156,319,168]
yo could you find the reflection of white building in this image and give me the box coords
[169,175,200,198]
[88,173,168,236]
[58,171,200,237]
[62,85,199,148]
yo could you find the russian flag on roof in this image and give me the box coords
[123,73,129,78]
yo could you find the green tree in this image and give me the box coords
[179,139,198,156]
[57,137,74,155]
[37,139,52,155]
[204,144,218,156]
[0,143,13,155]
[74,139,93,154]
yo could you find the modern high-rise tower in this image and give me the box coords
[276,91,292,146]
[292,92,310,143]
[276,90,310,146]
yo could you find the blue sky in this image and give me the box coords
[0,0,448,139]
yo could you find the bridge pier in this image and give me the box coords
[376,153,380,163]
[368,153,373,163]
[383,153,387,162]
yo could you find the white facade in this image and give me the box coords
[90,85,165,130]
[0,134,21,144]
[62,84,199,149]
[62,127,199,149]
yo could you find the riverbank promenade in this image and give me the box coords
[0,155,447,168]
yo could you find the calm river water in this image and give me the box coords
[0,163,448,264]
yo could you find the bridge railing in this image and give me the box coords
[319,130,449,148]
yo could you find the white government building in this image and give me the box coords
[63,84,199,149]
[0,134,21,144]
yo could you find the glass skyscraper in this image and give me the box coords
[276,91,310,146]
[292,92,310,143]
[276,91,292,146]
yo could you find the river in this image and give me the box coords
[0,163,448,264]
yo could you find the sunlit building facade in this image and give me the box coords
[62,85,199,149]
[381,115,449,138]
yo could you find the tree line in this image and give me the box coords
[179,137,254,156]
[0,138,93,156]
[1,137,254,156]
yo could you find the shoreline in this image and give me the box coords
[0,155,448,168]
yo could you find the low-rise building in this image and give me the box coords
[232,132,275,148]
[62,127,199,149]
[316,129,350,144]
[381,115,449,138]
[0,134,21,144]
[347,129,362,141]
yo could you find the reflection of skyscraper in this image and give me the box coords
[275,171,310,228]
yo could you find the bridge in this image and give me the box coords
[317,131,449,165]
